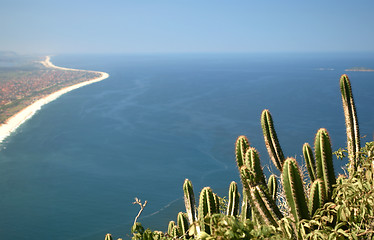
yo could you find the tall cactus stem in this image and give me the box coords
[183,179,198,227]
[315,128,336,200]
[239,165,254,187]
[267,174,278,200]
[227,181,240,216]
[340,74,360,173]
[248,184,283,227]
[240,189,251,221]
[282,158,310,222]
[308,179,325,216]
[236,135,250,168]
[261,109,285,171]
[213,193,220,214]
[303,143,316,182]
[177,212,189,240]
[172,226,180,238]
[245,147,267,186]
[105,233,113,240]
[198,187,217,234]
[183,179,200,235]
[168,221,176,237]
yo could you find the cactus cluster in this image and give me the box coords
[164,74,359,238]
[125,74,362,240]
[230,74,360,230]
[237,110,339,227]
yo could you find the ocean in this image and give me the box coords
[0,53,373,239]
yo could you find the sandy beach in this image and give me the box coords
[0,56,109,143]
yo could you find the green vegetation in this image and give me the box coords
[107,74,373,239]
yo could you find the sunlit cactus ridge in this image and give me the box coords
[226,181,240,216]
[314,128,336,201]
[261,109,285,171]
[340,74,360,174]
[282,157,310,222]
[303,142,316,182]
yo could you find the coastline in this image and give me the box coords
[0,56,109,143]
[345,69,374,72]
[345,67,374,72]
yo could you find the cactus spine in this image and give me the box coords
[236,135,250,168]
[267,174,278,200]
[340,74,360,173]
[315,128,336,200]
[308,179,325,216]
[261,109,285,171]
[303,143,316,182]
[177,212,189,239]
[282,157,310,222]
[227,181,240,216]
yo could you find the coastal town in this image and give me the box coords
[0,54,103,124]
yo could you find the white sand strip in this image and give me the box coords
[0,56,109,143]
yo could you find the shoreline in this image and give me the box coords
[0,56,109,143]
[345,69,374,72]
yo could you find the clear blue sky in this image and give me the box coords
[2,0,374,54]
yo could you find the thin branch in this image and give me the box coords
[133,197,148,226]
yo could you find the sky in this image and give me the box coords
[1,0,374,54]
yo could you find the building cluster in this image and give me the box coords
[0,69,100,105]
[0,69,100,122]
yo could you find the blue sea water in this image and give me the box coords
[0,53,373,239]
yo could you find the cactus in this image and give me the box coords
[159,74,362,236]
[244,147,267,186]
[239,165,253,187]
[240,189,251,221]
[248,184,283,227]
[213,193,220,213]
[308,179,325,216]
[105,233,113,240]
[340,74,360,172]
[315,128,336,200]
[172,226,180,238]
[236,135,250,168]
[239,164,283,225]
[177,212,189,239]
[267,174,278,200]
[167,221,176,237]
[303,143,316,182]
[198,187,217,234]
[227,181,240,216]
[183,179,197,226]
[282,157,310,222]
[261,109,285,171]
